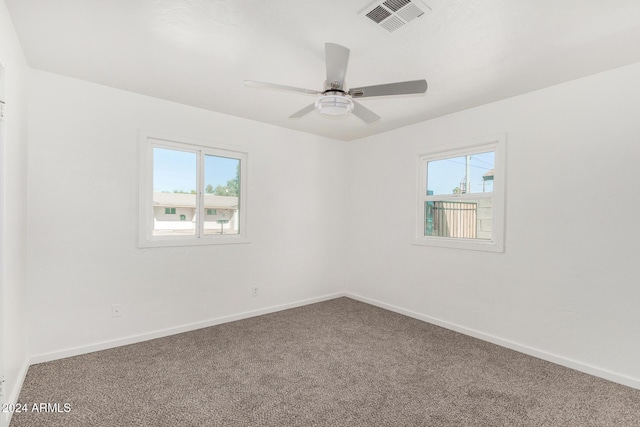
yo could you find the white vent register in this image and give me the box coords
[360,0,431,33]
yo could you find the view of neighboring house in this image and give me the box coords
[152,192,239,235]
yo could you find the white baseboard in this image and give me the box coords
[30,292,346,365]
[3,358,30,427]
[345,292,640,391]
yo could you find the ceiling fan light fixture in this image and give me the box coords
[315,95,354,116]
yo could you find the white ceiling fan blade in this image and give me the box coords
[325,43,350,89]
[244,80,319,95]
[349,79,427,98]
[289,103,316,118]
[352,101,381,124]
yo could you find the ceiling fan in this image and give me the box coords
[244,43,428,124]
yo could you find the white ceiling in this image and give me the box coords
[6,0,640,141]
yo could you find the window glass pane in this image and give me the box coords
[424,199,493,240]
[152,147,197,236]
[427,152,495,195]
[204,155,240,235]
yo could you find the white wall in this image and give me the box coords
[26,70,348,359]
[347,61,640,386]
[0,1,29,425]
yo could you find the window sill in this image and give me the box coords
[138,234,250,248]
[412,236,504,253]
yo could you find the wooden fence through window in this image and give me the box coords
[428,201,478,238]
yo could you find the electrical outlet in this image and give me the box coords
[251,287,259,297]
[112,304,123,318]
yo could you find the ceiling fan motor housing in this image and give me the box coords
[325,80,345,91]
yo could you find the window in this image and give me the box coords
[139,131,248,247]
[415,135,505,252]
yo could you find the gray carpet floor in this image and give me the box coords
[10,297,640,426]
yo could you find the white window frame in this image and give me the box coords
[414,134,506,252]
[138,130,249,248]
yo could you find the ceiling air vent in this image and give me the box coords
[360,0,430,33]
